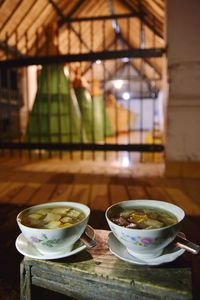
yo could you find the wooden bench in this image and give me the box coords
[20,230,192,300]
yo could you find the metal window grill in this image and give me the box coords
[0,11,165,163]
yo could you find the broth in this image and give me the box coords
[20,206,85,229]
[110,206,178,229]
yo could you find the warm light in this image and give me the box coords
[122,92,130,100]
[95,59,101,64]
[64,66,69,77]
[121,156,130,167]
[113,80,123,89]
[122,57,129,62]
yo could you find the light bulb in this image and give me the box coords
[113,80,123,89]
[122,92,130,100]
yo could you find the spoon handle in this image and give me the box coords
[80,231,97,249]
[175,233,200,255]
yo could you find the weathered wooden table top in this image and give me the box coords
[22,230,192,300]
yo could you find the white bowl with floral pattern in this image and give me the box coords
[105,200,185,259]
[17,202,90,255]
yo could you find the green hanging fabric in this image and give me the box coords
[74,87,113,142]
[74,87,96,142]
[92,94,114,137]
[26,64,86,143]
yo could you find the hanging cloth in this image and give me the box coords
[73,69,114,142]
[26,64,86,143]
[91,80,114,138]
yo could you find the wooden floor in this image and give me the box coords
[0,156,199,300]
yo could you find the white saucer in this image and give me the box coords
[108,232,185,266]
[15,226,95,260]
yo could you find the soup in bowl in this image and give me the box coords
[17,202,90,255]
[105,200,185,259]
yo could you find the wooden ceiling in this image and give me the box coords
[0,0,165,87]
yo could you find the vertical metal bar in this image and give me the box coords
[69,65,73,160]
[68,23,73,160]
[102,19,107,161]
[152,16,159,162]
[79,20,84,160]
[56,26,63,159]
[5,32,13,157]
[127,17,131,164]
[25,66,31,160]
[57,64,62,159]
[0,70,1,157]
[25,31,32,159]
[91,20,95,161]
[114,35,119,161]
[15,29,22,158]
[139,1,145,162]
[36,29,42,159]
[0,68,3,157]
[46,27,52,159]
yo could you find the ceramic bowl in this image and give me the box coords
[17,202,90,255]
[105,200,185,259]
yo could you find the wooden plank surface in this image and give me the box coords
[49,184,73,202]
[27,183,56,205]
[164,187,200,216]
[90,184,109,210]
[69,184,91,205]
[23,230,192,300]
[109,184,129,204]
[10,183,40,205]
[0,182,25,203]
[127,185,149,199]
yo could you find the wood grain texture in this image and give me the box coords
[109,184,129,204]
[90,184,109,210]
[22,230,192,300]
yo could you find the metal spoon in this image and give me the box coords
[80,226,97,249]
[175,232,200,255]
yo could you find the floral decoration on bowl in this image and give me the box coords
[120,232,161,247]
[31,234,60,248]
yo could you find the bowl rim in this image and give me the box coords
[105,199,185,232]
[17,201,90,231]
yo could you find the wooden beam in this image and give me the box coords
[0,0,22,34]
[116,33,162,77]
[63,0,86,20]
[121,0,163,39]
[58,13,139,26]
[107,0,161,80]
[49,0,91,51]
[0,142,164,152]
[0,48,165,68]
[4,1,37,42]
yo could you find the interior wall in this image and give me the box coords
[165,0,200,162]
